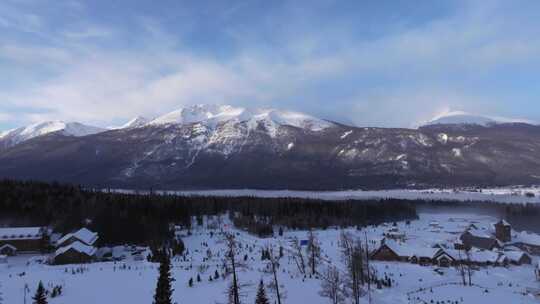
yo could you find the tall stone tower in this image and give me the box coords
[495,219,511,243]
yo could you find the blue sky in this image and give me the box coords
[1,0,540,130]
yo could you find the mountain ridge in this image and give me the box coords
[1,119,540,190]
[2,105,540,191]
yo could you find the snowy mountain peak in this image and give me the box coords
[147,104,333,132]
[120,116,149,129]
[424,111,496,126]
[0,121,106,148]
[148,104,243,127]
[422,111,535,127]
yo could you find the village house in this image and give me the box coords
[488,220,540,255]
[409,248,441,266]
[53,228,99,265]
[460,229,501,251]
[467,250,507,267]
[53,241,97,265]
[0,244,17,256]
[511,233,540,255]
[504,250,532,265]
[370,239,411,262]
[370,239,517,269]
[0,227,48,255]
[384,229,406,242]
[433,249,462,267]
[56,228,98,248]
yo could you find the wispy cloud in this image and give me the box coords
[1,0,540,130]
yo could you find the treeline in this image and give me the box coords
[0,180,417,245]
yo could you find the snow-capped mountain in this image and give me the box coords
[0,121,106,149]
[148,104,333,132]
[119,116,149,129]
[0,105,332,151]
[2,105,540,190]
[422,111,535,127]
[424,111,495,126]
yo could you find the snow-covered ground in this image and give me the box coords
[110,186,540,204]
[1,212,539,304]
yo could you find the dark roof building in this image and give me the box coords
[460,230,501,251]
[0,227,47,254]
[53,241,96,265]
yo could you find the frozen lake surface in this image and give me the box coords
[110,187,540,204]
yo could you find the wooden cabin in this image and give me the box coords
[53,241,96,265]
[0,227,47,254]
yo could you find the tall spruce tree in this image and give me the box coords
[32,281,47,304]
[153,248,174,304]
[255,280,269,304]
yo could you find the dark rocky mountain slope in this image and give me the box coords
[1,116,540,190]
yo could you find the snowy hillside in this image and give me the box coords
[0,121,106,148]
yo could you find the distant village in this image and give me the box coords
[370,219,540,273]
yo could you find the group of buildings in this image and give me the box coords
[371,219,536,268]
[0,226,98,265]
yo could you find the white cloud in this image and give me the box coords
[2,1,540,129]
[0,113,11,123]
[0,44,73,65]
[62,26,114,40]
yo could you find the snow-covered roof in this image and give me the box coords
[436,249,465,261]
[468,250,501,263]
[496,220,511,227]
[410,248,441,259]
[513,231,540,246]
[465,229,493,239]
[95,247,112,257]
[57,228,98,246]
[112,246,127,259]
[504,251,528,262]
[0,227,43,240]
[0,244,17,251]
[55,241,96,257]
[382,240,414,257]
[383,240,440,258]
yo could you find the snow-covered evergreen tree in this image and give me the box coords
[32,281,47,304]
[153,249,174,304]
[255,280,270,304]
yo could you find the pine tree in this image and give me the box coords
[255,280,270,304]
[32,281,48,304]
[153,249,174,304]
[307,230,321,275]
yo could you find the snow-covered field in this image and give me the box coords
[1,212,539,304]
[111,186,540,204]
